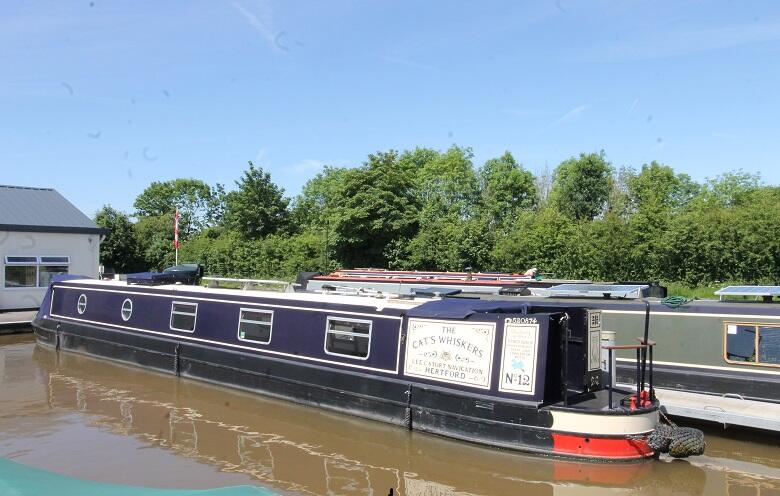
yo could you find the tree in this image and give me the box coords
[550,152,613,221]
[133,178,223,237]
[479,151,537,227]
[704,170,761,207]
[94,205,143,273]
[628,161,700,214]
[399,212,494,271]
[330,150,420,268]
[133,214,176,271]
[224,162,290,239]
[491,209,578,275]
[625,162,703,280]
[290,166,350,229]
[415,145,479,218]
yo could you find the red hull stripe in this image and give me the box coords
[552,433,654,460]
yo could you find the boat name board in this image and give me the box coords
[498,322,540,395]
[404,318,496,389]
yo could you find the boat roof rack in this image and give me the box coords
[411,287,462,298]
[714,285,780,301]
[316,283,415,300]
[534,283,649,299]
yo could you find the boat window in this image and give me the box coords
[725,323,780,367]
[77,294,87,315]
[170,301,197,332]
[237,308,273,344]
[758,326,780,365]
[324,317,371,359]
[121,299,133,322]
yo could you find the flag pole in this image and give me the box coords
[174,207,180,265]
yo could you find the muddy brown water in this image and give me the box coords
[1,334,778,495]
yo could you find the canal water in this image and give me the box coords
[1,333,778,496]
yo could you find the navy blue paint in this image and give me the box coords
[407,298,531,319]
[44,282,568,403]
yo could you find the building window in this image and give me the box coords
[77,294,87,314]
[237,308,273,344]
[38,266,69,287]
[725,323,780,367]
[324,317,371,359]
[170,301,197,332]
[3,256,70,288]
[121,299,133,322]
[4,265,37,287]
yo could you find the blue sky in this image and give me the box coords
[2,1,780,216]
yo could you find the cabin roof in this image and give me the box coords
[470,293,780,315]
[407,298,532,319]
[58,278,429,310]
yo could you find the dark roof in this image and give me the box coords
[407,298,531,319]
[0,184,108,235]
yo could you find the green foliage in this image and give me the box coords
[133,178,223,237]
[492,208,578,275]
[703,170,761,207]
[479,151,537,227]
[398,212,494,271]
[133,214,176,271]
[290,166,349,230]
[415,145,479,218]
[179,230,323,280]
[550,152,613,221]
[329,151,421,268]
[224,162,290,238]
[94,205,143,273]
[112,147,775,292]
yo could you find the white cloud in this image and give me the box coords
[545,104,590,129]
[289,159,326,174]
[230,0,286,52]
[628,98,640,114]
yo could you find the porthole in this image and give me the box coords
[77,294,87,314]
[121,298,133,321]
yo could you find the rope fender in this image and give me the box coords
[647,415,706,458]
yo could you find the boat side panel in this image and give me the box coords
[605,311,780,401]
[49,284,402,373]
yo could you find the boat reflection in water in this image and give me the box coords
[3,339,776,496]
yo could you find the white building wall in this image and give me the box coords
[0,230,101,310]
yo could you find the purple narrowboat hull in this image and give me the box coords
[33,279,659,461]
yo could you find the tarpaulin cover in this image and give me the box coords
[407,298,531,319]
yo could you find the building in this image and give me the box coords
[0,185,108,311]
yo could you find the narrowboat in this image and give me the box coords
[32,275,666,462]
[298,271,780,431]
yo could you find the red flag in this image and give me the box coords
[173,208,181,249]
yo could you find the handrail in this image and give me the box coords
[602,344,650,350]
[602,339,656,409]
[202,276,299,292]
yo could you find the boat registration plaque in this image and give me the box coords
[498,323,539,395]
[404,319,496,389]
